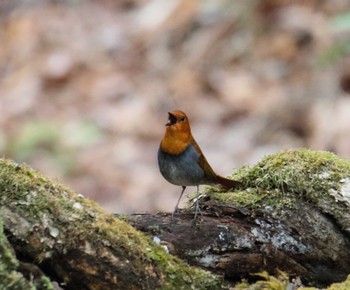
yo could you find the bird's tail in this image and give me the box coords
[215,175,241,189]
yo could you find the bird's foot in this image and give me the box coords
[193,199,202,220]
[171,206,180,219]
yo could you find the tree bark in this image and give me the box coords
[128,199,350,287]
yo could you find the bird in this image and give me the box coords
[158,110,240,219]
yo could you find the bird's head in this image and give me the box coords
[160,110,192,154]
[165,110,191,134]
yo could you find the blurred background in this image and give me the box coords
[1,0,350,213]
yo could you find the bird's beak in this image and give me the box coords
[166,112,177,126]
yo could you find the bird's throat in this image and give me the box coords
[160,130,190,155]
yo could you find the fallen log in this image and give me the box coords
[129,149,350,288]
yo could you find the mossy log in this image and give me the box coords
[0,159,221,290]
[0,220,53,289]
[128,149,350,288]
[1,149,350,289]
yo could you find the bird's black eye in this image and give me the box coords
[180,115,186,122]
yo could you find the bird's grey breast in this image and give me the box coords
[158,144,205,186]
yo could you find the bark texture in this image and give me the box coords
[128,202,350,287]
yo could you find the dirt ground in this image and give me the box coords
[1,0,350,213]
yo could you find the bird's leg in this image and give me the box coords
[172,186,186,218]
[193,185,200,219]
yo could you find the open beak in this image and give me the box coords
[166,112,177,126]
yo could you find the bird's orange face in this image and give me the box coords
[165,110,190,132]
[160,110,192,155]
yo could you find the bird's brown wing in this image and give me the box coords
[189,136,218,182]
[190,136,241,188]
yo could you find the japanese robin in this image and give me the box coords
[158,110,240,219]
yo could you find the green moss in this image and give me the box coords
[36,277,55,290]
[232,271,289,290]
[234,272,350,290]
[0,221,35,290]
[242,149,350,193]
[148,244,222,290]
[234,280,251,289]
[207,149,350,230]
[254,270,289,290]
[0,222,18,269]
